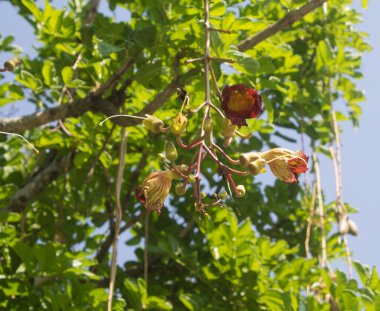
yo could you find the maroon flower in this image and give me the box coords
[221,84,263,127]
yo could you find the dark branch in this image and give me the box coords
[236,0,327,52]
[7,152,74,212]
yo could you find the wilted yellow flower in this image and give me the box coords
[260,148,309,183]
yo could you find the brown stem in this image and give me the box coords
[236,0,327,52]
[313,152,327,268]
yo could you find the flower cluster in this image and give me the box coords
[133,84,309,215]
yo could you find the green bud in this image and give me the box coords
[171,112,187,135]
[219,191,228,200]
[175,182,186,196]
[221,118,236,138]
[165,141,178,162]
[188,174,195,183]
[200,192,206,199]
[236,185,246,198]
[204,117,213,132]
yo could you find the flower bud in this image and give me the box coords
[236,185,246,198]
[188,174,195,183]
[175,182,186,196]
[219,191,228,200]
[165,141,178,162]
[204,117,213,132]
[201,192,206,199]
[171,112,187,135]
[221,118,236,139]
[4,58,22,72]
[348,219,359,236]
[247,158,266,175]
[143,114,164,133]
[239,152,260,168]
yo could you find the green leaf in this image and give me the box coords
[62,66,74,85]
[210,1,227,16]
[21,0,41,21]
[353,261,371,286]
[0,211,20,222]
[42,61,54,86]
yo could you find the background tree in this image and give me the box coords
[0,0,378,310]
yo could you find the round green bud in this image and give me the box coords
[165,141,178,162]
[175,182,186,196]
[236,185,246,198]
[219,191,228,200]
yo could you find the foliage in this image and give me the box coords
[0,0,377,310]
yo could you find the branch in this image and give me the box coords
[236,0,326,52]
[7,152,74,212]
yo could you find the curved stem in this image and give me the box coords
[99,114,146,126]
[0,131,39,154]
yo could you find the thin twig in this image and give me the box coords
[107,123,127,311]
[313,152,327,268]
[0,131,39,154]
[86,124,116,183]
[144,211,150,289]
[342,235,353,278]
[305,181,317,259]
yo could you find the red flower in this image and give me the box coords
[221,84,263,127]
[260,148,309,183]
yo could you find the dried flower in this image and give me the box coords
[135,170,178,214]
[260,148,309,183]
[221,84,263,127]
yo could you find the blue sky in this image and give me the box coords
[1,0,379,271]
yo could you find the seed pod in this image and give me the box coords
[338,217,349,235]
[219,191,228,200]
[175,182,186,196]
[204,117,213,132]
[347,219,359,236]
[247,158,266,175]
[3,58,22,72]
[143,114,164,133]
[171,112,187,135]
[165,141,178,162]
[239,152,260,168]
[236,185,246,198]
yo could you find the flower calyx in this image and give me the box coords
[171,112,187,136]
[143,114,165,133]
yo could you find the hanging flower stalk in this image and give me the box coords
[100,0,309,215]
